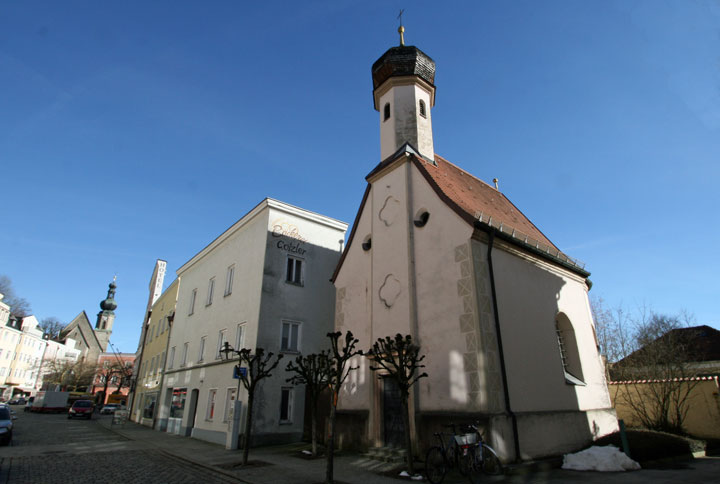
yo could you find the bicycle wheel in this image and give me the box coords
[464,446,483,484]
[480,444,503,475]
[425,446,447,484]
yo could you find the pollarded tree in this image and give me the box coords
[366,334,427,476]
[222,345,283,466]
[286,350,332,456]
[325,331,362,484]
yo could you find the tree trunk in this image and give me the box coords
[401,393,414,475]
[325,395,337,484]
[311,394,318,456]
[243,388,255,466]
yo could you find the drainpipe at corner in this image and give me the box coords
[483,227,521,462]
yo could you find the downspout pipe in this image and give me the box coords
[481,225,521,461]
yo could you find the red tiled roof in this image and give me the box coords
[332,151,580,282]
[417,154,558,250]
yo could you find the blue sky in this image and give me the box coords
[1,0,718,353]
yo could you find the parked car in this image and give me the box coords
[8,397,26,405]
[0,405,16,445]
[100,404,120,415]
[68,400,94,419]
[24,396,34,413]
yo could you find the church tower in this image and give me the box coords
[372,24,436,161]
[95,278,117,352]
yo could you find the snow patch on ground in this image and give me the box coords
[301,450,313,455]
[398,470,424,480]
[562,445,641,472]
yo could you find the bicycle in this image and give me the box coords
[462,423,503,482]
[425,423,468,484]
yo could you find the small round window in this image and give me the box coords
[362,235,372,251]
[414,209,430,227]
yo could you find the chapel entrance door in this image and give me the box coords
[382,377,405,447]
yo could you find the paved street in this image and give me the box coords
[0,407,240,484]
[2,405,720,483]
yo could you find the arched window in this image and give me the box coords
[383,103,391,121]
[555,313,585,385]
[419,99,427,118]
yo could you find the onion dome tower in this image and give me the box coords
[372,23,436,161]
[95,278,117,351]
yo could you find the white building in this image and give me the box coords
[331,38,617,461]
[0,315,80,399]
[160,198,347,446]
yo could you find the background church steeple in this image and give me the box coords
[95,277,117,351]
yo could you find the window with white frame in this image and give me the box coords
[225,265,235,296]
[285,256,303,285]
[198,336,206,362]
[216,330,227,359]
[279,387,294,423]
[236,323,246,350]
[206,389,217,420]
[206,278,215,306]
[281,321,300,352]
[160,351,166,372]
[181,342,189,367]
[168,346,175,369]
[189,289,197,315]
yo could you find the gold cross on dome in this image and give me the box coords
[397,9,405,46]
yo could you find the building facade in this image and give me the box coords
[331,39,617,461]
[0,315,80,399]
[132,278,178,427]
[90,352,135,405]
[0,316,46,398]
[127,259,169,423]
[160,198,347,446]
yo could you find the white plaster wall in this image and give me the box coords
[378,84,434,161]
[165,206,268,437]
[165,200,346,443]
[490,246,612,415]
[254,205,347,438]
[370,164,413,340]
[334,194,373,410]
[408,167,480,412]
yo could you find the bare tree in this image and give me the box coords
[366,334,427,476]
[0,275,32,318]
[590,295,633,364]
[286,350,332,456]
[94,361,133,404]
[325,331,362,484]
[610,310,700,434]
[40,317,64,340]
[233,347,283,466]
[42,359,97,392]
